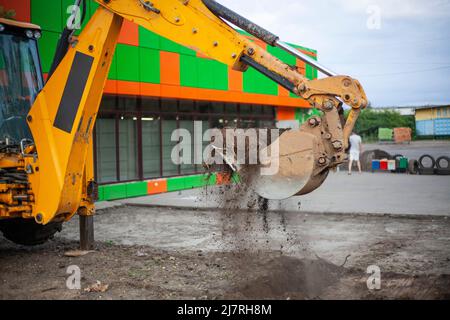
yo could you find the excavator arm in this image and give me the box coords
[93,0,368,200]
[1,0,367,228]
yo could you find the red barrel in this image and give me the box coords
[380,159,388,170]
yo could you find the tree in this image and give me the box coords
[345,108,415,141]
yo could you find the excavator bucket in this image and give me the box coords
[243,130,321,200]
[244,130,328,200]
[213,128,329,200]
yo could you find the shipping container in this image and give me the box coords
[435,118,450,136]
[416,119,450,136]
[416,120,435,136]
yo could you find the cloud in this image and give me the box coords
[220,0,450,106]
[336,0,450,19]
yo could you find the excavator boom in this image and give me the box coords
[0,0,367,247]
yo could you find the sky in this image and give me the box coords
[220,0,450,107]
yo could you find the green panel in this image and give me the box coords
[305,53,318,80]
[205,174,217,186]
[167,177,185,192]
[139,48,160,84]
[178,174,217,190]
[126,182,148,198]
[115,44,140,82]
[90,1,99,16]
[108,51,118,80]
[231,173,241,184]
[160,37,183,53]
[31,0,62,32]
[139,27,160,50]
[103,184,127,201]
[197,58,214,89]
[212,62,228,91]
[179,46,196,57]
[184,175,214,189]
[183,175,204,189]
[180,55,198,87]
[97,186,105,202]
[306,64,318,80]
[37,31,60,73]
[139,31,197,56]
[243,68,278,95]
[196,58,228,91]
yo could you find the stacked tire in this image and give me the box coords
[436,156,450,175]
[417,155,450,175]
[418,155,435,175]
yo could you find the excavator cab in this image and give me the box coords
[0,18,43,146]
[0,19,63,246]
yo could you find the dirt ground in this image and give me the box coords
[1,205,449,300]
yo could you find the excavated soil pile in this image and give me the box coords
[228,254,344,299]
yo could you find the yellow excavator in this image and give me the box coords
[0,0,367,248]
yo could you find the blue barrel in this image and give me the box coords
[372,160,381,170]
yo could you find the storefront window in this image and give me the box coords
[162,117,179,176]
[179,100,196,113]
[95,118,117,183]
[197,101,210,114]
[179,119,196,175]
[142,117,161,178]
[141,97,160,113]
[211,102,224,114]
[95,96,276,183]
[119,116,138,181]
[240,104,252,115]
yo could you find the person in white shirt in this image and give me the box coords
[348,131,363,175]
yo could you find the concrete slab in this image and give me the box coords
[117,172,450,216]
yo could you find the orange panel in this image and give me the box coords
[2,0,30,22]
[140,82,161,96]
[278,86,290,97]
[296,59,306,76]
[228,67,243,92]
[160,84,181,98]
[116,80,139,96]
[277,107,296,120]
[147,179,168,194]
[298,48,316,58]
[117,20,139,46]
[160,51,180,86]
[104,79,117,94]
[105,80,310,108]
[216,173,231,185]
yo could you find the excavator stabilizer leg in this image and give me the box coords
[79,215,94,250]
